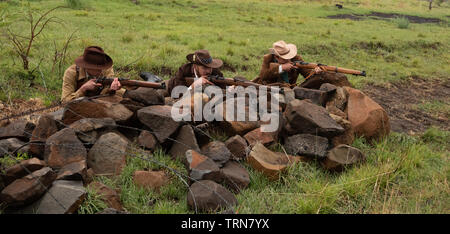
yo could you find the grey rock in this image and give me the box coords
[187,180,238,212]
[169,125,200,160]
[283,99,344,137]
[44,128,87,169]
[137,105,182,143]
[0,120,35,140]
[293,87,328,106]
[0,138,29,157]
[284,134,329,158]
[87,132,128,175]
[201,141,231,167]
[219,161,250,193]
[124,87,165,106]
[29,115,58,157]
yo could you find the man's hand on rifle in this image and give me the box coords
[110,77,121,91]
[190,76,213,89]
[281,63,295,72]
[314,66,324,74]
[80,79,102,93]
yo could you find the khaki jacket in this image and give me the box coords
[61,64,126,103]
[253,54,312,85]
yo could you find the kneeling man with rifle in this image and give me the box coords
[253,40,365,89]
[167,49,225,94]
[61,46,165,102]
[61,46,126,102]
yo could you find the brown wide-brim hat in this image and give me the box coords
[186,49,223,68]
[75,46,113,70]
[269,40,297,60]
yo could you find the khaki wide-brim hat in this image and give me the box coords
[269,40,297,60]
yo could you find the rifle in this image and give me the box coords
[292,61,366,79]
[95,77,166,89]
[185,75,284,93]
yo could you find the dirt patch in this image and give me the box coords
[363,76,449,134]
[327,11,444,24]
[0,98,60,127]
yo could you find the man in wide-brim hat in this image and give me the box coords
[61,46,125,102]
[167,49,224,94]
[252,40,323,86]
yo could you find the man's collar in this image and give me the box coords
[78,66,88,80]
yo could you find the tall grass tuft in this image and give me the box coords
[393,17,410,29]
[65,0,85,10]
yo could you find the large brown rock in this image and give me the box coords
[25,180,85,214]
[3,157,46,186]
[344,87,390,141]
[44,128,87,169]
[224,135,248,160]
[201,141,231,166]
[186,150,221,182]
[283,99,344,137]
[0,120,35,140]
[62,99,133,125]
[247,142,290,180]
[169,125,200,160]
[123,87,165,106]
[284,134,329,159]
[321,144,366,171]
[0,138,30,157]
[88,181,123,211]
[219,161,250,193]
[133,170,169,191]
[29,115,58,157]
[87,132,128,175]
[187,180,238,212]
[300,72,352,89]
[0,167,56,207]
[137,105,182,143]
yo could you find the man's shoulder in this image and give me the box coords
[63,64,78,78]
[65,64,77,72]
[178,63,193,75]
[263,54,273,60]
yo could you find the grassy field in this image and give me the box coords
[0,0,449,214]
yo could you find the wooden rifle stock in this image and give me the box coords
[95,77,166,89]
[292,61,366,77]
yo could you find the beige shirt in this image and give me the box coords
[61,64,126,103]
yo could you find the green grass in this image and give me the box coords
[77,129,449,214]
[0,0,449,214]
[393,17,410,29]
[0,0,449,103]
[415,100,450,119]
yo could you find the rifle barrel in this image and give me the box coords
[293,61,366,76]
[96,77,166,89]
[184,76,283,93]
